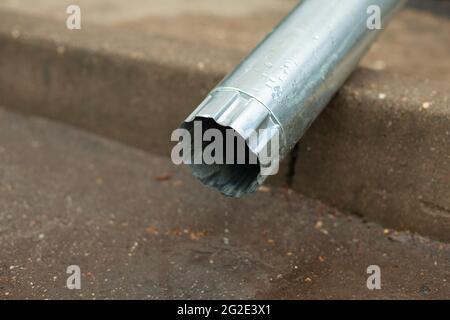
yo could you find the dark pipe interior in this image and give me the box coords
[182,118,261,197]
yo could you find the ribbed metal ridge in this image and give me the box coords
[181,89,282,197]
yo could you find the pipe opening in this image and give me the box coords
[182,117,261,197]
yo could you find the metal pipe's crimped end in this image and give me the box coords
[180,89,281,197]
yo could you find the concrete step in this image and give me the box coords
[0,1,449,242]
[0,107,449,299]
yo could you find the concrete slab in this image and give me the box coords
[0,107,449,299]
[294,69,450,242]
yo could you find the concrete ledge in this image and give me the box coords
[0,10,234,159]
[0,8,449,241]
[295,69,450,242]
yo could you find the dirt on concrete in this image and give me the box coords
[0,108,448,299]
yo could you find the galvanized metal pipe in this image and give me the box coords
[180,0,406,197]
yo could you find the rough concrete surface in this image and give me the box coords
[0,108,449,299]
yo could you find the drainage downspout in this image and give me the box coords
[179,0,407,197]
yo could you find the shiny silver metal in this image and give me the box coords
[180,0,406,197]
